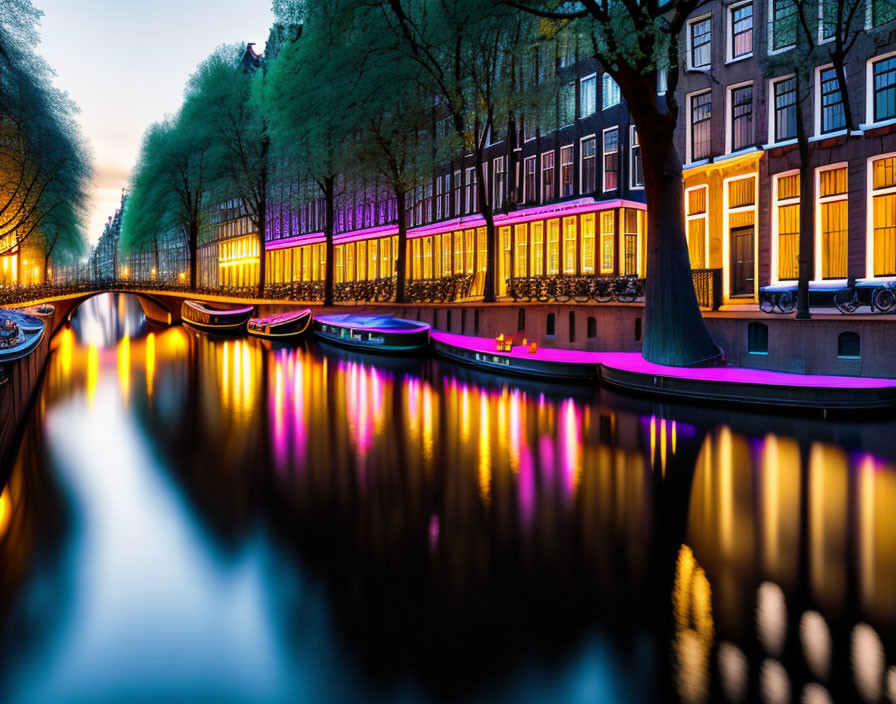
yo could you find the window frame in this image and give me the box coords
[602,73,621,109]
[685,184,709,270]
[866,152,896,278]
[687,88,713,163]
[866,51,896,127]
[815,63,848,135]
[769,74,798,144]
[523,155,537,204]
[541,150,555,203]
[602,126,619,193]
[771,169,801,282]
[769,0,797,53]
[814,162,850,282]
[687,13,713,69]
[727,1,754,62]
[726,81,754,153]
[560,144,575,197]
[629,126,643,190]
[580,73,597,118]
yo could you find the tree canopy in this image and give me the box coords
[0,0,91,267]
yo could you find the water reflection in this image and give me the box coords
[2,294,896,703]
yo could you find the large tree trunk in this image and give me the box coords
[641,134,722,366]
[475,150,496,303]
[795,94,814,320]
[323,177,335,307]
[395,188,408,303]
[188,221,198,291]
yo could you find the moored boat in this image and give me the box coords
[430,330,601,381]
[0,310,45,362]
[313,314,430,353]
[181,300,254,335]
[247,309,312,342]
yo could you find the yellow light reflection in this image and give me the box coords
[478,392,491,508]
[145,333,155,399]
[117,335,131,399]
[672,544,715,704]
[86,344,98,408]
[0,486,11,541]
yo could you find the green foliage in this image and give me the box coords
[0,0,92,263]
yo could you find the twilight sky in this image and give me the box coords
[33,0,275,244]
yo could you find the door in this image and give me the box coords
[730,226,754,296]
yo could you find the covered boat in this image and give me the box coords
[0,309,45,362]
[247,309,312,342]
[181,300,254,335]
[313,314,430,353]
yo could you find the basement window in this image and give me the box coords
[748,322,768,354]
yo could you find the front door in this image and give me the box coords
[730,226,754,297]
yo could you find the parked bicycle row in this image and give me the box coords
[506,275,646,303]
[759,280,896,315]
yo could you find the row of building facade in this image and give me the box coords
[110,3,896,308]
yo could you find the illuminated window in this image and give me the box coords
[622,210,640,276]
[817,165,848,279]
[500,227,512,294]
[581,213,595,274]
[411,239,421,279]
[563,216,577,274]
[441,233,452,274]
[454,231,464,274]
[368,240,378,279]
[422,236,433,279]
[356,241,367,281]
[600,211,615,273]
[514,224,528,278]
[547,219,560,275]
[580,74,596,117]
[531,221,544,276]
[774,173,800,280]
[465,230,475,274]
[335,245,344,283]
[871,155,896,277]
[686,187,708,269]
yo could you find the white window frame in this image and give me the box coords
[602,74,621,109]
[866,152,896,277]
[602,126,619,193]
[580,73,597,118]
[727,0,754,62]
[865,50,896,129]
[817,0,835,43]
[685,88,712,164]
[629,126,643,190]
[814,161,849,283]
[814,63,848,136]
[770,169,801,283]
[721,173,759,300]
[493,156,506,210]
[453,169,461,216]
[579,134,597,195]
[560,144,574,197]
[465,166,476,214]
[768,0,797,55]
[523,155,536,203]
[767,74,798,146]
[685,184,710,269]
[435,177,443,220]
[725,81,754,154]
[540,150,555,203]
[687,13,713,70]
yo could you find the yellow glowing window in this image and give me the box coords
[687,218,706,269]
[423,236,433,279]
[530,221,544,276]
[581,213,595,274]
[441,234,452,274]
[302,245,311,281]
[687,187,707,215]
[547,219,560,275]
[777,204,799,279]
[454,232,464,274]
[873,156,896,190]
[622,210,640,276]
[345,242,356,282]
[514,223,528,278]
[600,211,615,274]
[381,238,392,278]
[562,216,577,275]
[357,240,368,281]
[368,240,378,279]
[819,167,847,197]
[728,177,755,207]
[412,239,421,279]
[465,230,475,275]
[318,244,326,281]
[432,235,442,278]
[477,228,487,272]
[873,193,896,276]
[821,200,847,278]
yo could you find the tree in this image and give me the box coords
[379,0,543,303]
[121,116,209,289]
[0,0,91,266]
[266,0,358,307]
[507,0,722,366]
[762,0,868,319]
[183,44,273,297]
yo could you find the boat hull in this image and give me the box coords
[247,309,312,342]
[432,339,599,381]
[181,300,253,335]
[0,326,44,363]
[313,315,430,354]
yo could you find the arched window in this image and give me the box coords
[546,312,556,337]
[569,311,576,342]
[748,322,768,354]
[587,316,597,339]
[838,331,860,358]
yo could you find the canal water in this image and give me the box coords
[2,293,896,703]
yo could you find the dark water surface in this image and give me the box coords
[2,293,896,703]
